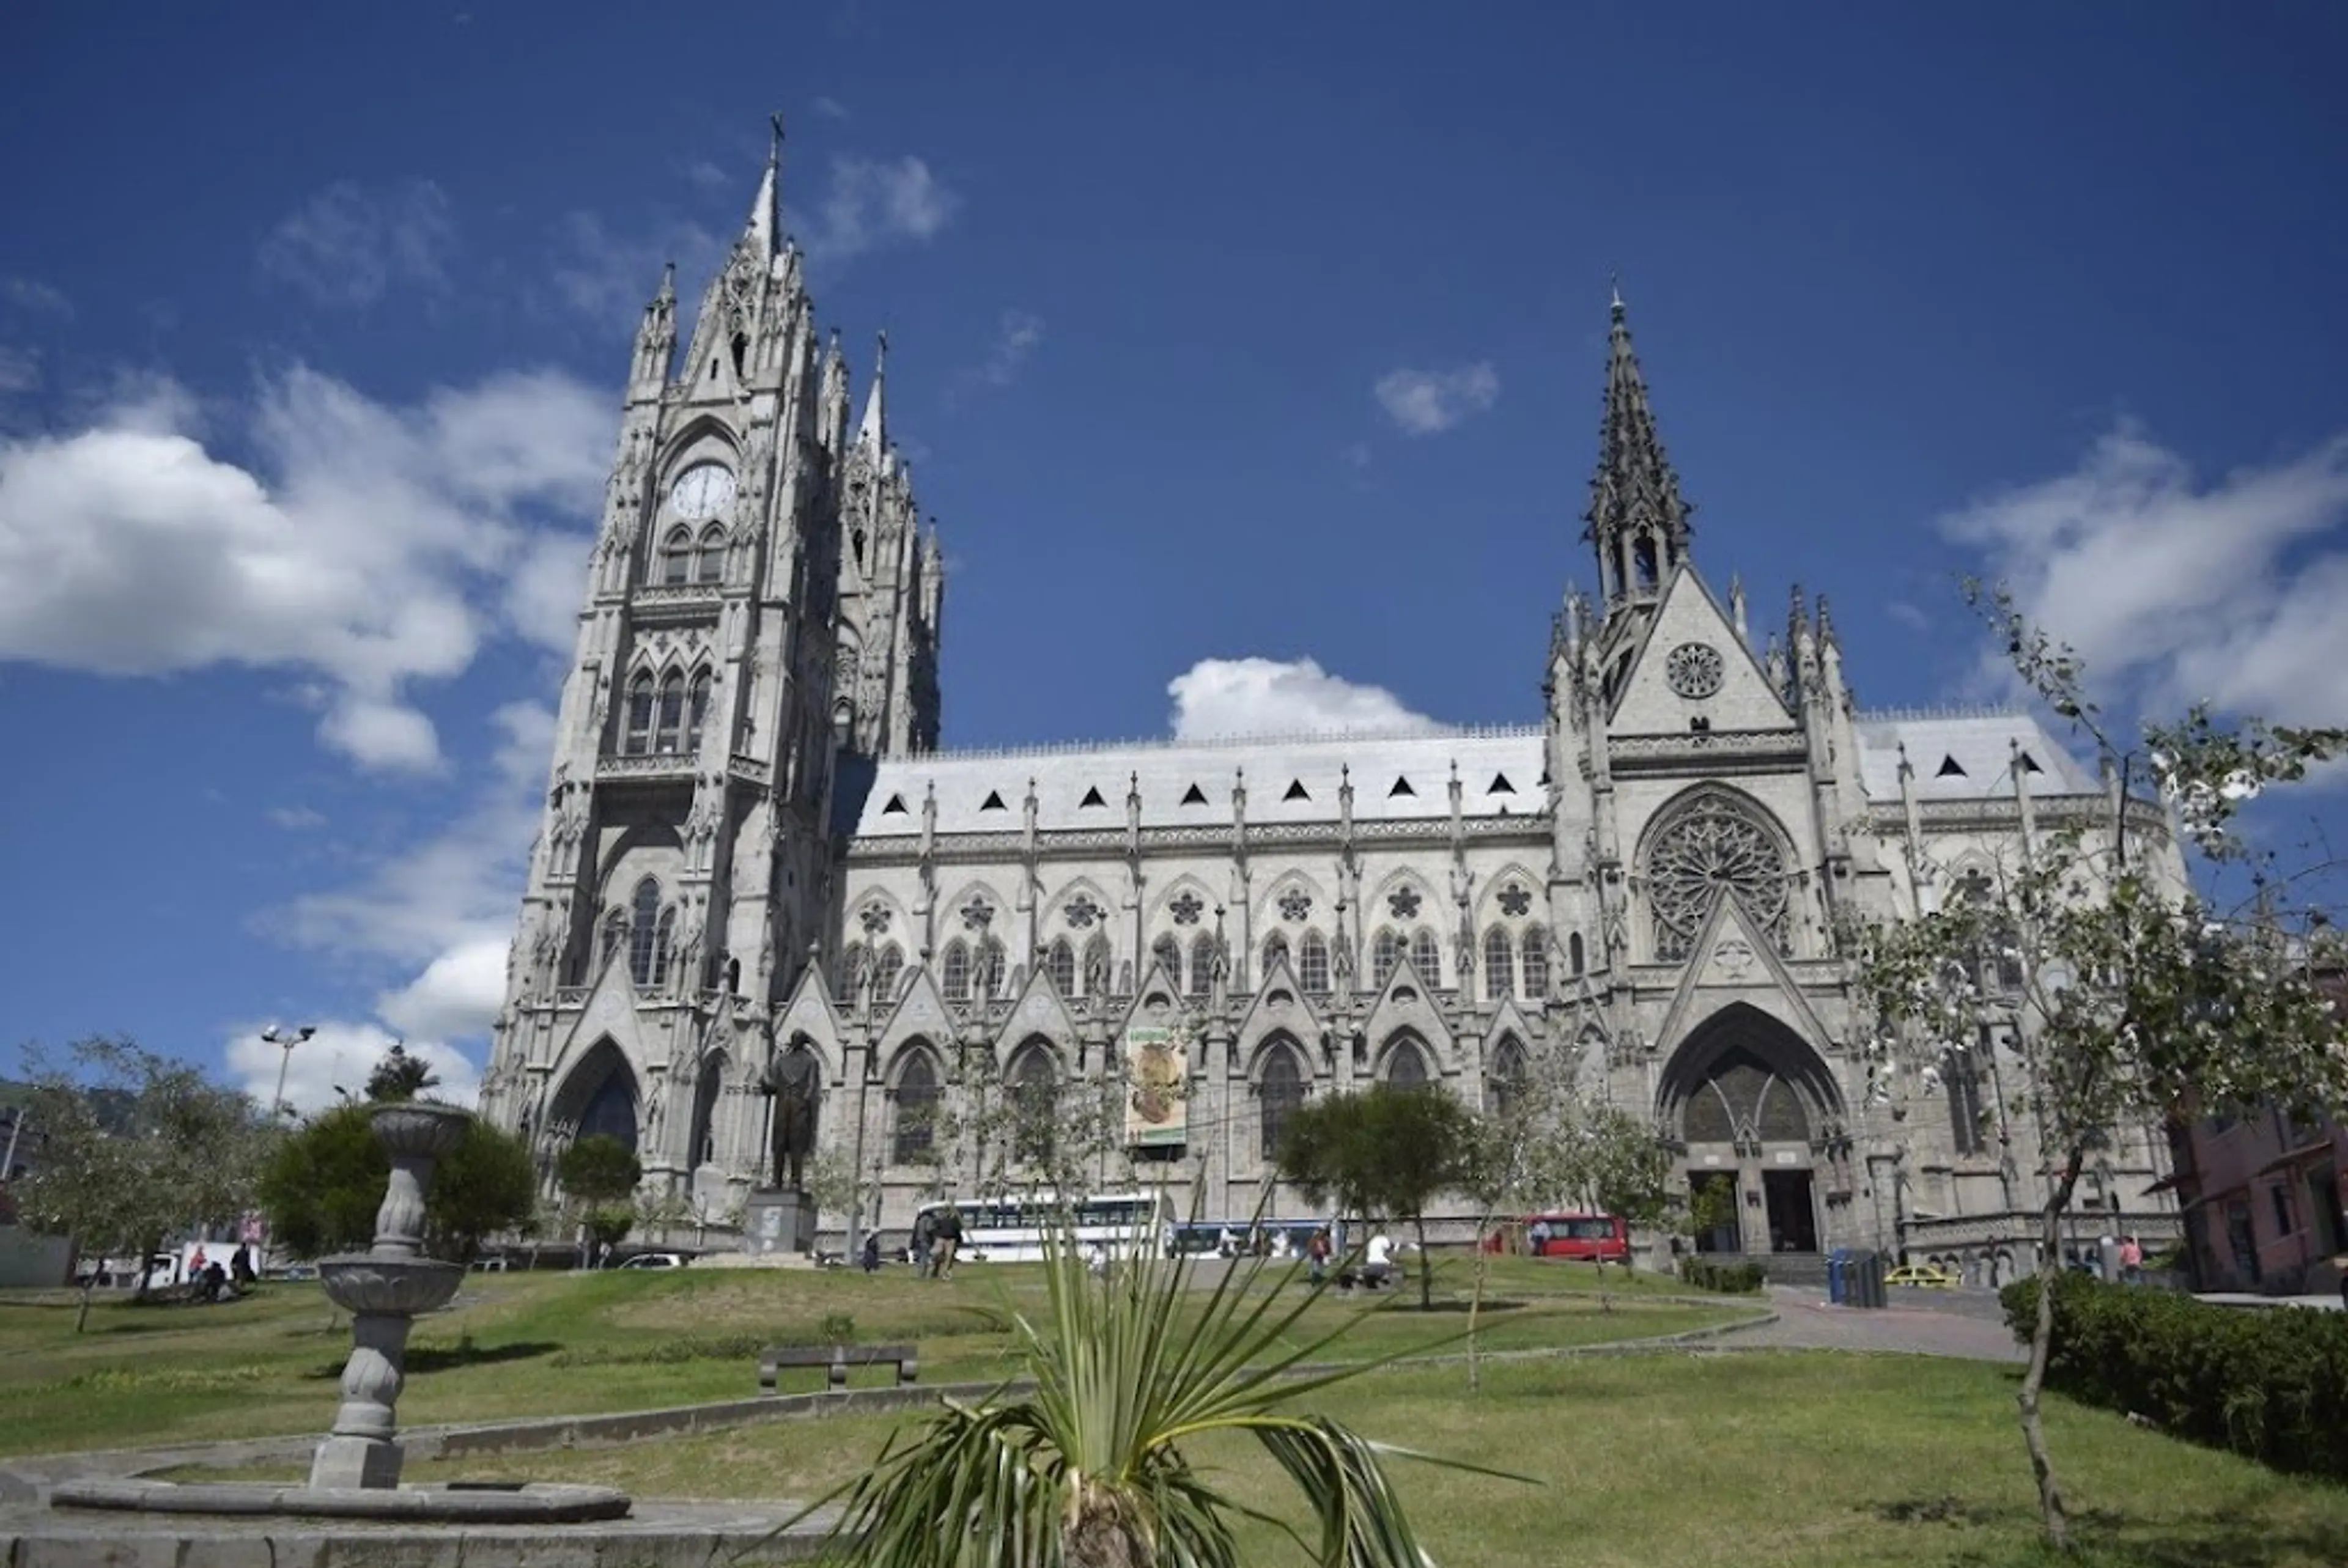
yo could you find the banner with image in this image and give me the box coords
[1123,1024,1191,1147]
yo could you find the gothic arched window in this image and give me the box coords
[1488,1036,1527,1117]
[624,674,655,755]
[1568,930,1586,977]
[871,944,905,1004]
[1299,933,1331,996]
[1372,930,1401,990]
[941,939,970,1003]
[1262,933,1291,977]
[1646,794,1792,962]
[661,526,695,586]
[836,942,868,998]
[627,878,662,987]
[1523,926,1551,997]
[601,908,628,969]
[654,672,686,754]
[1260,1047,1304,1161]
[695,525,727,585]
[1384,1037,1430,1087]
[1047,938,1077,998]
[1188,935,1215,998]
[1151,934,1184,990]
[1081,933,1112,996]
[1483,927,1515,1001]
[1011,1045,1058,1166]
[892,1050,939,1165]
[652,907,676,988]
[1410,929,1442,986]
[685,671,712,755]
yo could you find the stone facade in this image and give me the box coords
[481,154,2185,1271]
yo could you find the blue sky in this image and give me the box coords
[4,3,2346,1108]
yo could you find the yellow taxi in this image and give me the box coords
[1885,1262,1960,1289]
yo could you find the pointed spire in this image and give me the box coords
[857,329,888,452]
[744,113,784,258]
[1584,284,1693,598]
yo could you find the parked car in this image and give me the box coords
[617,1251,687,1270]
[1885,1262,1959,1289]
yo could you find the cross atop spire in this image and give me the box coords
[1583,284,1693,603]
[857,328,888,452]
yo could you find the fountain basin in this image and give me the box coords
[317,1257,464,1317]
[369,1102,472,1160]
[50,1478,631,1525]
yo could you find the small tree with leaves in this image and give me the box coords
[1844,582,2348,1552]
[363,1043,439,1103]
[1277,1085,1475,1311]
[12,1037,274,1329]
[556,1133,643,1206]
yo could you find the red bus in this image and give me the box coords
[1488,1213,1630,1264]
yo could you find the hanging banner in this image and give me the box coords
[1123,1024,1190,1147]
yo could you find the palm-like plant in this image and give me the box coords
[794,1216,1511,1566]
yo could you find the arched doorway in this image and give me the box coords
[1658,1004,1841,1256]
[553,1038,641,1154]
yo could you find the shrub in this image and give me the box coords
[2001,1273,2348,1482]
[1680,1257,1768,1294]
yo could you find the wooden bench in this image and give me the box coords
[758,1343,918,1394]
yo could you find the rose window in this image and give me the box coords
[1664,641,1725,701]
[1277,888,1313,923]
[1497,883,1532,918]
[1386,886,1422,919]
[1647,804,1789,962]
[1064,894,1102,929]
[858,904,891,935]
[1170,891,1204,926]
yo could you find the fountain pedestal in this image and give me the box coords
[309,1102,470,1491]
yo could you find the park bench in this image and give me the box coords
[758,1342,919,1394]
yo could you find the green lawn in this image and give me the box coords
[0,1254,1740,1460]
[393,1354,2348,1567]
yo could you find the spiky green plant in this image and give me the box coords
[791,1215,1516,1566]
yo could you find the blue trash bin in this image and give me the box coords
[1828,1248,1851,1305]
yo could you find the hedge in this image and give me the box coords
[2001,1272,2348,1482]
[1680,1257,1768,1294]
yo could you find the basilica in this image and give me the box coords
[480,145,2183,1278]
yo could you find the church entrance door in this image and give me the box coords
[1762,1169,1818,1253]
[1690,1171,1741,1254]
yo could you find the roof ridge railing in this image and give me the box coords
[1858,703,2031,724]
[877,723,1546,764]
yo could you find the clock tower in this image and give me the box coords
[480,134,876,1187]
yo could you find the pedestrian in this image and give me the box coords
[1527,1216,1552,1259]
[911,1210,936,1278]
[1364,1232,1396,1290]
[860,1230,881,1273]
[931,1204,963,1280]
[1306,1228,1331,1286]
[2118,1234,2144,1285]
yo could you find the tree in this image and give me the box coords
[1276,1086,1476,1310]
[556,1133,643,1205]
[1844,583,2348,1552]
[583,1204,634,1256]
[257,1102,536,1264]
[11,1037,273,1329]
[363,1043,439,1103]
[792,1219,1518,1566]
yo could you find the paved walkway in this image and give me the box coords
[1718,1286,2027,1362]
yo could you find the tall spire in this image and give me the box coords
[1583,285,1693,603]
[857,329,888,452]
[744,112,784,257]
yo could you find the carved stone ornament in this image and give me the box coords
[1277,888,1313,923]
[1065,894,1103,929]
[1648,801,1789,963]
[1497,883,1532,918]
[960,896,995,930]
[1387,886,1422,920]
[1169,891,1204,926]
[1665,641,1726,700]
[860,902,892,935]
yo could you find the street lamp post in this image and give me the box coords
[262,1025,317,1118]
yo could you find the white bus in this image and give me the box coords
[914,1191,1176,1264]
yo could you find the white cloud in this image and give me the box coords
[683,159,732,194]
[267,804,328,831]
[547,210,725,325]
[257,180,457,309]
[0,347,37,396]
[794,155,959,266]
[224,1019,481,1116]
[950,310,1043,402]
[1940,422,2348,725]
[277,700,553,1061]
[0,276,72,320]
[1166,657,1440,740]
[0,365,610,771]
[1374,362,1501,436]
[812,96,851,122]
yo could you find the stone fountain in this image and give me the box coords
[309,1100,472,1490]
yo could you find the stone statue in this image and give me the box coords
[761,1047,820,1192]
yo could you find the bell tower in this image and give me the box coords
[480,128,863,1172]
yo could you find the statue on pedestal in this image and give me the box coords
[760,1044,820,1193]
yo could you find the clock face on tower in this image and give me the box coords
[668,463,737,521]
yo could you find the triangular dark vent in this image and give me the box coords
[1282,779,1310,801]
[981,790,1006,811]
[2018,752,2043,774]
[1489,773,1515,794]
[1079,785,1107,808]
[1936,756,1967,778]
[1180,782,1208,806]
[1389,776,1416,797]
[881,793,908,815]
